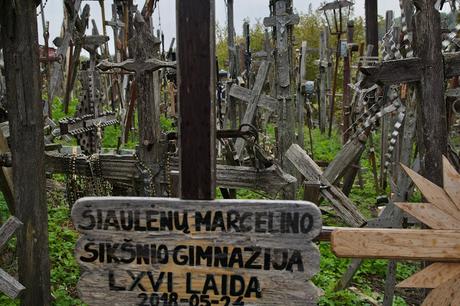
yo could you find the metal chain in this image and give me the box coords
[134,152,156,197]
[164,152,173,197]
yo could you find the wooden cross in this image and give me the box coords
[264,0,299,171]
[0,217,24,300]
[98,12,176,194]
[360,0,451,186]
[286,142,367,227]
[332,157,460,305]
[317,27,332,134]
[105,3,125,62]
[228,61,277,161]
[48,0,83,104]
[263,0,299,88]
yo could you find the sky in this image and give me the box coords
[37,0,401,53]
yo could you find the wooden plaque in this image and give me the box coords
[72,197,322,305]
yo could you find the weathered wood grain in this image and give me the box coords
[45,152,296,196]
[228,86,277,112]
[322,137,366,185]
[0,128,14,214]
[397,263,460,289]
[264,1,298,188]
[442,156,460,210]
[1,1,51,304]
[0,217,24,298]
[233,61,271,161]
[77,271,320,306]
[0,268,25,299]
[177,0,215,199]
[394,202,460,230]
[0,217,22,250]
[72,197,322,306]
[360,57,422,87]
[414,0,447,187]
[72,198,322,240]
[286,144,366,227]
[332,228,460,261]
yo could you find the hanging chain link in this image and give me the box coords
[134,152,156,197]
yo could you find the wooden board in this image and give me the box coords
[331,228,460,261]
[72,197,322,305]
[397,263,460,289]
[395,202,460,230]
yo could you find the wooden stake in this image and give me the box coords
[176,0,216,200]
[0,1,51,304]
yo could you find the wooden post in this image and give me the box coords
[414,0,447,186]
[318,28,330,134]
[365,0,379,57]
[0,0,51,304]
[264,0,299,196]
[226,0,237,130]
[342,21,354,143]
[177,0,216,200]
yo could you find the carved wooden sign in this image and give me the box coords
[72,197,322,305]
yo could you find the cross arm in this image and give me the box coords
[263,14,300,28]
[98,58,176,74]
[229,85,277,112]
[360,57,423,87]
[82,35,109,48]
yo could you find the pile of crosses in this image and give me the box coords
[1,0,460,305]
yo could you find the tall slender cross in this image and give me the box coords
[360,0,451,186]
[264,0,299,198]
[228,61,277,161]
[98,12,175,195]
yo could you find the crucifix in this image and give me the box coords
[264,0,299,177]
[228,61,277,161]
[98,12,176,196]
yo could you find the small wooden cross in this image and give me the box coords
[263,0,299,88]
[98,12,176,175]
[0,217,24,299]
[227,61,277,161]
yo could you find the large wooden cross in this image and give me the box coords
[228,61,277,161]
[264,0,299,172]
[332,157,460,305]
[98,12,175,195]
[360,0,450,186]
